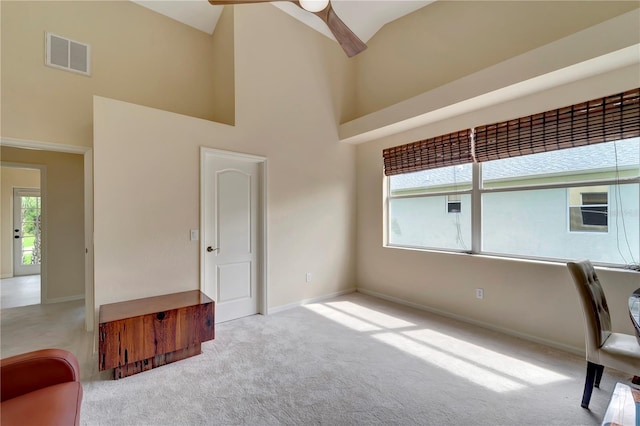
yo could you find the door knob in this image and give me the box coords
[207,246,219,253]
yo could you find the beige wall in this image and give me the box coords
[211,6,235,126]
[0,167,40,278]
[1,148,84,302]
[93,4,356,316]
[0,0,221,147]
[353,1,640,119]
[4,0,639,353]
[355,68,640,354]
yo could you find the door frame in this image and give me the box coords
[1,138,94,332]
[200,147,268,317]
[2,163,47,303]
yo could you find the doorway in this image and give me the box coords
[13,188,42,276]
[1,166,42,308]
[1,142,93,332]
[201,148,267,323]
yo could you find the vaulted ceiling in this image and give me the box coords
[131,0,435,45]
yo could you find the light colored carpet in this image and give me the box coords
[1,292,630,425]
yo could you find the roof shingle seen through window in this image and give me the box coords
[391,138,639,191]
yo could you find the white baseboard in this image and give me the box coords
[356,287,583,356]
[268,288,357,315]
[45,294,85,304]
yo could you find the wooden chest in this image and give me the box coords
[98,290,215,379]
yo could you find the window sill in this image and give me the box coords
[383,244,639,272]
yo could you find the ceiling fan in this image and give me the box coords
[207,0,367,57]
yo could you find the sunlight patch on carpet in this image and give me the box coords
[305,300,570,393]
[326,301,416,329]
[305,304,382,332]
[374,332,526,392]
[403,329,570,386]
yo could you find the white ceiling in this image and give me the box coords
[131,0,435,44]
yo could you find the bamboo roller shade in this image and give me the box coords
[383,88,640,176]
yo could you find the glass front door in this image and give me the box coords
[13,189,41,276]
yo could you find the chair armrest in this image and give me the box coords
[1,349,81,402]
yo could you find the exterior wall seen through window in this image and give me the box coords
[386,138,640,267]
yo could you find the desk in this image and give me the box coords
[629,289,640,346]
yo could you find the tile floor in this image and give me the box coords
[0,275,41,309]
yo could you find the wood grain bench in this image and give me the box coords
[98,290,215,379]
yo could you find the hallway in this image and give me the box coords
[1,275,40,309]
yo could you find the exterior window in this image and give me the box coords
[387,138,639,265]
[384,89,640,267]
[388,164,472,252]
[447,195,462,213]
[569,187,608,232]
[481,139,637,264]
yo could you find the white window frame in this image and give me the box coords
[567,186,609,234]
[446,194,462,214]
[385,158,640,267]
[386,167,473,254]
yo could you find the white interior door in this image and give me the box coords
[13,188,42,276]
[202,150,264,323]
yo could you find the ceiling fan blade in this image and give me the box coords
[311,3,367,58]
[208,0,289,5]
[208,0,367,57]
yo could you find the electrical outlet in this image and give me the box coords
[476,288,484,299]
[306,272,312,283]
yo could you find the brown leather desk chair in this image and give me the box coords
[567,260,640,408]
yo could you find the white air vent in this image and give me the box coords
[45,32,91,76]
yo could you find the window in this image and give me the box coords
[388,164,472,252]
[447,195,462,213]
[384,89,640,267]
[569,187,608,232]
[480,140,638,263]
